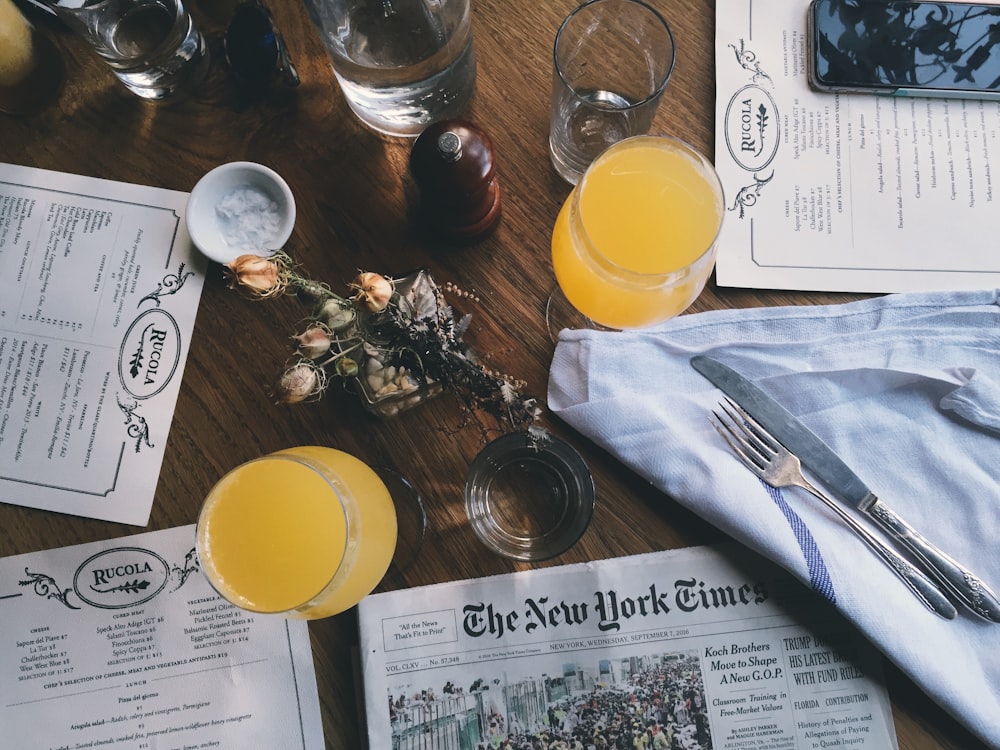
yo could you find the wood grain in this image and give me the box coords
[0,0,986,747]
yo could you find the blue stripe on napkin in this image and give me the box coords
[760,480,836,603]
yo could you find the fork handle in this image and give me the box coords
[798,484,957,620]
[866,498,1000,623]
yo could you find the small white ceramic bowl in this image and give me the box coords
[185,161,296,265]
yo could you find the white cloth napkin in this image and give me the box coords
[548,289,1000,748]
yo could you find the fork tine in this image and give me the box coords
[716,401,771,464]
[719,397,783,456]
[710,409,767,472]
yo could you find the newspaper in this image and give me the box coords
[358,544,898,750]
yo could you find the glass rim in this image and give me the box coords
[195,452,351,615]
[572,134,726,284]
[464,429,595,562]
[553,0,676,110]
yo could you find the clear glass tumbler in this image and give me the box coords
[464,427,595,561]
[302,0,477,137]
[49,0,209,101]
[549,0,675,184]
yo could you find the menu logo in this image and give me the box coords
[119,309,181,399]
[73,547,170,609]
[724,84,780,172]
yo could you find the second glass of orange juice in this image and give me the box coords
[196,446,399,619]
[549,135,725,333]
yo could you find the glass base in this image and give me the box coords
[545,284,616,344]
[374,467,426,573]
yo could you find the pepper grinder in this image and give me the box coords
[409,119,502,245]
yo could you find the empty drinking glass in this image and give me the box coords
[549,0,675,184]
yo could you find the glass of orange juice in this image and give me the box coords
[547,135,725,336]
[0,0,64,115]
[196,446,413,619]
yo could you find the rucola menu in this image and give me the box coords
[1,525,324,748]
[0,162,205,525]
[714,0,1000,293]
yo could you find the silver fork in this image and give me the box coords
[711,398,957,620]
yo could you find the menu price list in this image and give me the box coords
[2,525,324,748]
[1,162,206,524]
[715,0,1000,292]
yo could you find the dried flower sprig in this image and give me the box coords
[225,252,294,298]
[276,359,328,404]
[225,253,539,432]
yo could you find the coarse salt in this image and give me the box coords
[215,185,282,253]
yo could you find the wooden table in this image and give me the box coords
[1,0,988,747]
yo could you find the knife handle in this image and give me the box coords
[873,548,959,621]
[867,498,1000,623]
[796,487,957,619]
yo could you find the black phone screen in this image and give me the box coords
[812,0,1000,93]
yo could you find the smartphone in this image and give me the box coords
[808,0,1000,99]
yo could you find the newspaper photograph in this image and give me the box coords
[358,544,898,750]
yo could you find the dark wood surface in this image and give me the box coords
[0,0,988,747]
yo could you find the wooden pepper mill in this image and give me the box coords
[409,118,502,245]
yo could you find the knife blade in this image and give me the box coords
[692,354,1000,623]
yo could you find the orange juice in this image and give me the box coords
[551,136,724,329]
[196,446,397,619]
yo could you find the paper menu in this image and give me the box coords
[714,0,1000,293]
[0,162,206,525]
[1,525,324,749]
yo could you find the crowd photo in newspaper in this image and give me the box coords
[389,650,709,749]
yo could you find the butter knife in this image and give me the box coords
[692,355,1000,623]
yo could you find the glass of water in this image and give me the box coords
[549,0,675,184]
[49,0,209,101]
[303,0,476,137]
